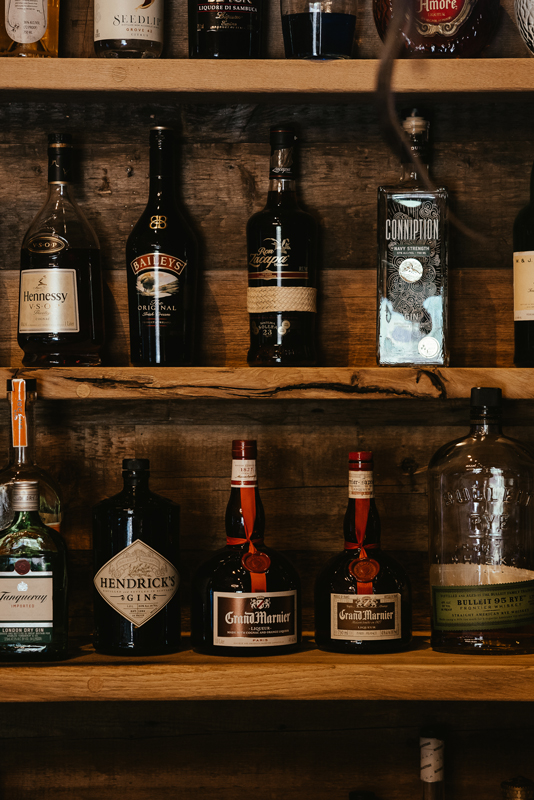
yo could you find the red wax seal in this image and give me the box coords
[349,558,380,582]
[242,552,271,574]
[14,559,31,575]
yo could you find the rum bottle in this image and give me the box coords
[377,109,448,366]
[94,0,164,58]
[0,479,67,660]
[0,378,61,533]
[0,0,60,57]
[314,451,412,653]
[92,459,181,656]
[191,440,301,655]
[428,387,534,654]
[189,0,263,57]
[126,127,198,367]
[513,159,534,366]
[18,133,105,367]
[247,126,318,367]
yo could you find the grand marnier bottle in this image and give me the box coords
[92,459,181,656]
[191,440,301,655]
[315,451,412,653]
[18,133,105,367]
[428,387,534,654]
[126,127,198,366]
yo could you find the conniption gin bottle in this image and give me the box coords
[126,127,198,366]
[191,440,301,655]
[247,127,319,367]
[0,479,67,660]
[314,451,412,653]
[94,0,164,58]
[377,109,448,366]
[92,459,181,656]
[513,158,534,366]
[18,133,105,367]
[428,387,534,654]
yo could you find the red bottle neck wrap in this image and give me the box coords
[345,497,377,594]
[226,486,266,592]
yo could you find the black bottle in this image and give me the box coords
[315,451,412,653]
[247,126,319,366]
[126,127,198,367]
[513,160,534,366]
[92,459,180,656]
[189,0,263,58]
[191,440,301,656]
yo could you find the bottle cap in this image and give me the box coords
[470,387,502,408]
[122,459,150,471]
[232,440,257,460]
[502,777,534,800]
[48,133,72,145]
[401,108,429,134]
[6,378,37,392]
[349,451,373,462]
[270,126,296,148]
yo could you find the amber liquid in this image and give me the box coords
[0,0,60,57]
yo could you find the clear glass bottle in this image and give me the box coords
[502,777,534,800]
[0,378,61,533]
[0,0,60,57]
[428,387,534,654]
[377,109,449,366]
[92,459,181,656]
[314,451,412,653]
[191,440,301,655]
[513,159,534,366]
[247,126,319,367]
[94,0,163,58]
[420,733,445,800]
[0,479,67,660]
[18,133,105,367]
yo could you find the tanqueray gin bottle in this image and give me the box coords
[377,109,449,366]
[428,387,534,654]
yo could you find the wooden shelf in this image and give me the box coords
[1,58,534,101]
[2,634,534,703]
[2,366,533,400]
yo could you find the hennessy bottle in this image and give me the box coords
[191,440,301,655]
[314,451,412,653]
[428,387,534,654]
[247,127,319,367]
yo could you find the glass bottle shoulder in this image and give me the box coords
[194,543,299,591]
[378,183,448,203]
[316,548,409,593]
[428,430,534,475]
[23,189,100,250]
[0,523,64,556]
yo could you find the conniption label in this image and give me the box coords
[432,579,534,631]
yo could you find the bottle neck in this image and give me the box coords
[122,473,151,499]
[148,136,175,203]
[10,508,44,531]
[48,143,72,185]
[399,160,429,183]
[226,458,264,545]
[266,144,298,207]
[469,407,502,435]
[8,388,36,467]
[343,467,381,548]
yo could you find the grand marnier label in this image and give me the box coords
[331,593,401,640]
[94,540,179,627]
[19,268,80,334]
[0,570,53,644]
[213,590,297,647]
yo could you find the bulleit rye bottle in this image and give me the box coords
[314,451,412,653]
[428,387,534,654]
[377,109,448,366]
[94,0,164,58]
[191,440,301,655]
[247,126,318,367]
[92,459,181,656]
[0,0,60,57]
[18,133,105,367]
[126,127,198,367]
[0,479,67,660]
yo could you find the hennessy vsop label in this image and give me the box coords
[94,539,179,627]
[19,268,80,334]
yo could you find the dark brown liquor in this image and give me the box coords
[126,127,198,367]
[247,127,318,367]
[373,0,501,57]
[314,451,412,653]
[18,134,105,367]
[513,160,534,366]
[189,0,263,57]
[191,440,301,655]
[92,459,180,656]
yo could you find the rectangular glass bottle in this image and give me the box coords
[377,110,449,366]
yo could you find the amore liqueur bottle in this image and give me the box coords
[314,451,412,653]
[0,479,67,660]
[92,459,181,656]
[420,733,445,800]
[0,0,60,57]
[247,127,319,366]
[0,378,61,533]
[18,133,105,367]
[428,387,534,654]
[94,0,164,58]
[373,0,501,57]
[189,0,263,57]
[377,109,448,366]
[126,127,198,366]
[191,440,301,655]
[513,159,534,365]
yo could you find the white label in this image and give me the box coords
[348,471,374,499]
[399,258,423,283]
[231,459,257,487]
[94,0,164,43]
[0,572,53,623]
[418,336,440,358]
[213,590,297,647]
[19,269,80,334]
[514,251,534,320]
[94,540,179,627]
[330,592,401,640]
[5,0,47,44]
[420,737,444,783]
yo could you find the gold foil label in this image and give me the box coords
[19,269,80,334]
